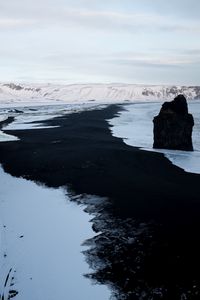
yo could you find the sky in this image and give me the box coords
[0,0,200,85]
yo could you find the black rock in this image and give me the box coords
[8,109,23,114]
[153,95,194,151]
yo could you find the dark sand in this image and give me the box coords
[0,116,14,129]
[1,104,200,298]
[0,105,199,221]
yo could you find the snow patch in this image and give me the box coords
[0,166,110,300]
[0,131,19,142]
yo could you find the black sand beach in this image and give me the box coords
[0,116,14,129]
[0,105,199,219]
[1,104,200,299]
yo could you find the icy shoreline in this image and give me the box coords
[0,103,108,142]
[0,103,112,299]
[109,100,200,174]
[1,102,200,299]
[0,166,110,300]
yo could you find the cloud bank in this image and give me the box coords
[0,0,199,84]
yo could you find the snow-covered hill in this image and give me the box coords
[0,83,200,105]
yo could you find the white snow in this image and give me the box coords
[0,114,19,141]
[0,166,110,300]
[0,131,19,142]
[0,82,199,106]
[109,101,200,174]
[5,114,59,130]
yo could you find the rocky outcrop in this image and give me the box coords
[153,95,194,151]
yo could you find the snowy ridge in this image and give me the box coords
[0,83,200,105]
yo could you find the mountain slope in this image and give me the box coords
[0,83,200,105]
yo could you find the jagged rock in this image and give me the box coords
[153,95,194,151]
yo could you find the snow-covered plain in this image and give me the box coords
[109,101,200,174]
[0,82,200,105]
[0,166,110,300]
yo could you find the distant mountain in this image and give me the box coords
[0,83,200,105]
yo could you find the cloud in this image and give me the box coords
[2,0,199,19]
[56,9,200,34]
[136,0,200,19]
[1,4,200,34]
[106,49,200,69]
[0,0,199,85]
[0,18,36,29]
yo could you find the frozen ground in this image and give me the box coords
[0,166,110,300]
[109,101,200,174]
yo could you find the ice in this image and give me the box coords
[109,101,200,174]
[0,166,110,300]
[0,131,18,142]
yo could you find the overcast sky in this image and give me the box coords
[0,0,200,85]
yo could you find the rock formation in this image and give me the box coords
[153,95,194,151]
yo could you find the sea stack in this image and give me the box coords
[153,95,194,151]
